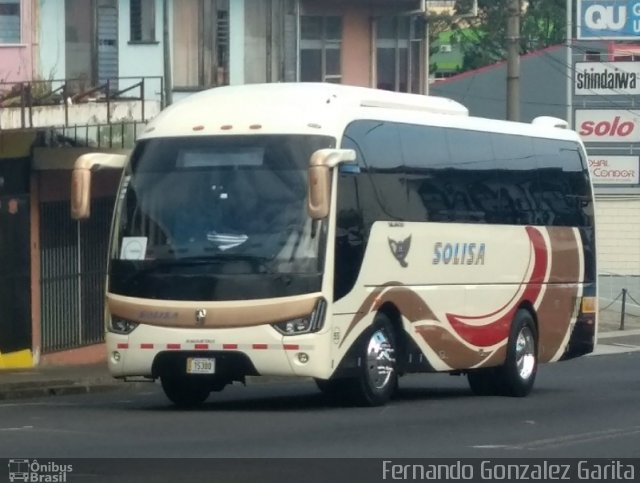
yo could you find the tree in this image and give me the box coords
[452,0,567,71]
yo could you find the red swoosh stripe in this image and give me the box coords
[446,226,548,347]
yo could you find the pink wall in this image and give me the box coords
[342,7,371,88]
[301,0,373,88]
[300,1,414,88]
[0,0,34,84]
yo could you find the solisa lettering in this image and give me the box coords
[580,117,635,137]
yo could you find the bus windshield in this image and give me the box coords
[109,134,335,301]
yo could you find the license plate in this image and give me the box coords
[187,357,215,374]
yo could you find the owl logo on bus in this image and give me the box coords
[388,235,411,268]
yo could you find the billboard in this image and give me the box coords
[575,62,640,95]
[577,0,640,39]
[588,155,639,184]
[575,109,640,142]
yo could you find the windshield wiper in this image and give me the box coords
[130,254,277,274]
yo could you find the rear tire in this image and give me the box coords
[498,310,538,397]
[467,310,537,397]
[161,375,210,408]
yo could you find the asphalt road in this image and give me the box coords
[0,351,639,461]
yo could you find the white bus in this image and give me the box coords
[71,83,597,407]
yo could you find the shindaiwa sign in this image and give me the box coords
[575,62,640,95]
[577,0,640,39]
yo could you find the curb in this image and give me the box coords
[0,375,309,401]
[0,379,134,401]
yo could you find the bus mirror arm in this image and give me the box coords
[307,149,356,220]
[71,152,127,220]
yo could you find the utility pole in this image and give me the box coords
[506,0,520,121]
[566,0,573,127]
[163,0,173,107]
[424,17,430,95]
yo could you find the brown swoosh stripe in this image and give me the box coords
[477,344,507,368]
[340,283,438,348]
[537,227,581,362]
[415,325,487,369]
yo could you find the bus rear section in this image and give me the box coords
[328,115,597,400]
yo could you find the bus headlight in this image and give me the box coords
[272,299,326,335]
[109,316,139,334]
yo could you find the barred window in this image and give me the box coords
[0,0,20,43]
[130,0,155,42]
[300,16,342,83]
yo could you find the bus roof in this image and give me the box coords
[139,83,581,145]
[140,83,468,140]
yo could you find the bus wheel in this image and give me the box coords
[497,310,538,397]
[161,375,210,408]
[349,317,398,406]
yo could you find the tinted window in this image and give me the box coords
[401,124,449,221]
[488,133,537,225]
[342,120,406,220]
[532,139,592,227]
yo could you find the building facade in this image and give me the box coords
[1,0,160,368]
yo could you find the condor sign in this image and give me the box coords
[575,110,640,143]
[575,62,640,95]
[588,155,639,184]
[578,0,640,39]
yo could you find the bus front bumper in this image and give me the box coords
[106,323,331,380]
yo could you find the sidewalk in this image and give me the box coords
[0,362,131,401]
[1,311,639,401]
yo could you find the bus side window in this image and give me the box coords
[533,139,590,227]
[342,120,406,222]
[399,124,450,222]
[445,128,494,223]
[490,133,536,225]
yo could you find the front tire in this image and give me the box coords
[347,316,398,406]
[161,375,210,408]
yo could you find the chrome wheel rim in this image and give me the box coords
[516,326,536,380]
[366,329,395,390]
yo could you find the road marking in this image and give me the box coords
[472,426,640,451]
[472,445,509,449]
[0,401,76,408]
[0,426,33,431]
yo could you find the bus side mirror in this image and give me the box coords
[71,153,127,220]
[71,167,92,220]
[307,149,356,220]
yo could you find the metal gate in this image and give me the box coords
[0,195,31,355]
[40,197,114,353]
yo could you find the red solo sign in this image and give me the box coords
[576,110,640,143]
[588,155,639,185]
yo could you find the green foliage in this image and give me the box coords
[452,0,567,71]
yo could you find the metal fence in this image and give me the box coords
[0,76,164,130]
[40,198,114,352]
[599,274,640,331]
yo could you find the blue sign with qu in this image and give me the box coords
[577,0,640,39]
